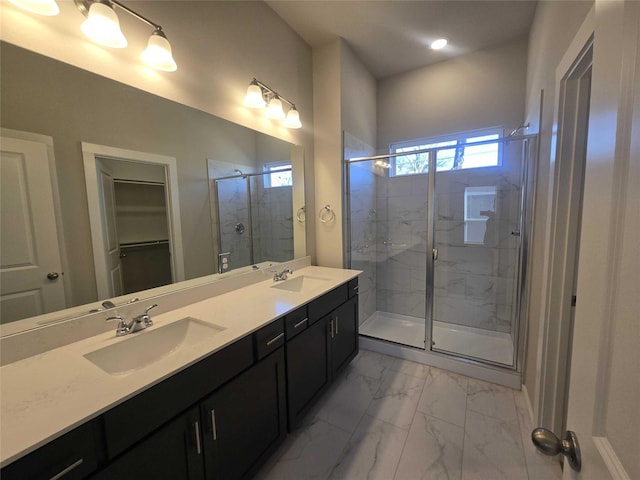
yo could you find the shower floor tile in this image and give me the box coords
[360,311,514,365]
[359,311,426,349]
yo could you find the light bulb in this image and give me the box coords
[284,107,302,129]
[141,30,177,72]
[430,38,448,50]
[81,2,127,49]
[8,0,59,16]
[243,83,266,108]
[266,97,285,120]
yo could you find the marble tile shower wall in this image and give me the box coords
[251,185,294,263]
[434,157,522,334]
[376,174,429,319]
[344,132,377,325]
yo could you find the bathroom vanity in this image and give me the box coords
[0,265,359,480]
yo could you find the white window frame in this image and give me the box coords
[389,127,503,177]
[262,161,292,188]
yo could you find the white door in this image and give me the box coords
[96,158,123,298]
[0,136,66,322]
[559,2,639,478]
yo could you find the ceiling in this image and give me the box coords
[265,0,538,79]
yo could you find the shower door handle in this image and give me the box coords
[432,248,438,260]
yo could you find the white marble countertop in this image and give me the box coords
[0,265,360,467]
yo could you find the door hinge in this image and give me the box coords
[571,295,577,307]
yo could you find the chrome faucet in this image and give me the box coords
[272,267,293,281]
[106,304,158,336]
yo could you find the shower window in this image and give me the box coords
[389,129,502,176]
[263,162,292,188]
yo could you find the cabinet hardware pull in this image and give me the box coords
[293,318,308,329]
[330,319,334,338]
[194,421,202,455]
[49,459,83,480]
[211,409,218,440]
[266,332,284,346]
[353,285,359,293]
[335,316,339,335]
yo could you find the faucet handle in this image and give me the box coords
[142,304,158,326]
[106,315,130,336]
[145,304,158,315]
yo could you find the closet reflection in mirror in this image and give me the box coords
[0,42,306,329]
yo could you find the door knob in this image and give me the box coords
[46,272,60,280]
[531,427,581,472]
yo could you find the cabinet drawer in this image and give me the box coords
[254,318,285,360]
[103,335,253,460]
[348,277,359,298]
[284,306,309,340]
[1,418,105,480]
[308,284,348,325]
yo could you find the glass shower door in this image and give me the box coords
[430,138,526,366]
[348,156,429,349]
[215,176,252,268]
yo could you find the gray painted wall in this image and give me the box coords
[377,37,529,149]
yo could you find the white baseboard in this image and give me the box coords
[521,383,535,425]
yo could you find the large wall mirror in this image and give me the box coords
[0,42,306,332]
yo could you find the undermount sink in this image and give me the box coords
[84,317,225,376]
[270,275,330,293]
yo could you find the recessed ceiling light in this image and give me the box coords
[431,38,448,50]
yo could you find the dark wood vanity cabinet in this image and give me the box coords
[1,276,359,480]
[285,279,359,430]
[201,347,286,479]
[91,347,287,480]
[286,310,331,428]
[1,418,105,480]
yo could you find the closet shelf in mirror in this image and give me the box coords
[115,206,167,214]
[120,240,169,249]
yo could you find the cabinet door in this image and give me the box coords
[91,407,204,480]
[286,315,331,429]
[331,296,359,376]
[201,348,286,480]
[2,419,104,480]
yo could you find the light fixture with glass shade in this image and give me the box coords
[284,106,302,129]
[243,80,267,108]
[243,78,302,129]
[266,97,285,120]
[80,1,127,48]
[8,0,60,16]
[141,28,177,72]
[73,0,177,70]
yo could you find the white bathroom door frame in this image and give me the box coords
[536,10,594,439]
[82,143,185,300]
[537,2,639,478]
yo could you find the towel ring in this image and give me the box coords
[319,204,335,224]
[296,206,306,224]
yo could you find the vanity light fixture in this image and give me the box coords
[8,0,60,16]
[243,78,302,129]
[75,0,177,71]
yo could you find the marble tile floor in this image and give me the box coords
[255,349,562,480]
[360,311,514,365]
